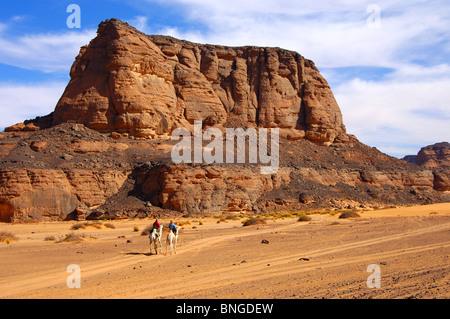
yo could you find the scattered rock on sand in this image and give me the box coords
[338,210,361,219]
[30,141,47,152]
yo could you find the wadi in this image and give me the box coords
[0,19,449,299]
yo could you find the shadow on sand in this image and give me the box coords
[124,252,155,256]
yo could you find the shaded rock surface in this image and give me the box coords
[403,142,450,192]
[416,142,450,170]
[404,142,450,170]
[0,123,448,222]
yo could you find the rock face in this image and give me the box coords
[0,167,127,222]
[53,19,347,145]
[416,142,450,170]
[1,19,449,222]
[135,164,292,215]
[402,155,417,165]
[1,122,449,222]
[403,142,450,192]
[404,142,450,170]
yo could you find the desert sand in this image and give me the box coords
[0,203,449,299]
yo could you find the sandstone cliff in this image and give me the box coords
[0,168,127,222]
[403,142,450,192]
[416,142,450,170]
[1,123,448,222]
[52,18,347,146]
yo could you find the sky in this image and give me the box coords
[0,0,449,158]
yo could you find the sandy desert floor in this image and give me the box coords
[0,203,449,299]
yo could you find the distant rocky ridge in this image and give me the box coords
[403,142,450,170]
[403,155,417,165]
[402,142,450,193]
[1,19,449,222]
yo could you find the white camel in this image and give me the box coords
[149,225,163,255]
[166,226,181,255]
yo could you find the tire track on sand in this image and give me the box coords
[125,241,450,298]
[2,220,449,298]
[120,221,450,298]
[0,222,299,297]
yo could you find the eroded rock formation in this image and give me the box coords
[1,19,449,222]
[403,142,450,191]
[52,18,347,145]
[0,168,127,222]
[416,142,450,170]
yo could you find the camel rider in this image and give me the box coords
[168,220,177,235]
[152,219,161,237]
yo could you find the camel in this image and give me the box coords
[149,225,163,255]
[166,226,182,255]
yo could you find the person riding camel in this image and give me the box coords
[152,219,161,238]
[168,220,177,235]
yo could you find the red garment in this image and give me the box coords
[153,221,160,229]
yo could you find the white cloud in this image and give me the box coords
[158,26,207,43]
[334,70,450,157]
[0,82,66,128]
[0,28,96,73]
[128,15,150,33]
[10,15,27,23]
[387,63,450,82]
[145,0,450,69]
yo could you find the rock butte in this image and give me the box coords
[0,19,449,222]
[416,142,450,170]
[53,18,347,146]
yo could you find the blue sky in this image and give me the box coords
[0,0,449,157]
